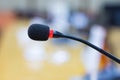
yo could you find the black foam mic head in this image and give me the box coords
[28,24,50,41]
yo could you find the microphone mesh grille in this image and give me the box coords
[28,24,50,41]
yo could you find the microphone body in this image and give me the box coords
[28,24,63,41]
[28,24,50,41]
[28,24,120,64]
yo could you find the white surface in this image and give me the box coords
[50,50,70,65]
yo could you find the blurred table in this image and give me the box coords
[0,20,85,80]
[108,27,120,66]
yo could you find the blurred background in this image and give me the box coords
[0,0,120,80]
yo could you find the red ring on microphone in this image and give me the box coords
[49,29,54,38]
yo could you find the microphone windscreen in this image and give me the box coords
[28,24,50,41]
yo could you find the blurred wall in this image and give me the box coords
[0,0,27,10]
[89,0,120,13]
[0,0,120,12]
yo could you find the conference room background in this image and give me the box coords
[0,0,120,80]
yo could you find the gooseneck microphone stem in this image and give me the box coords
[57,34,120,64]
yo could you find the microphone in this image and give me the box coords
[28,24,63,41]
[28,24,120,64]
